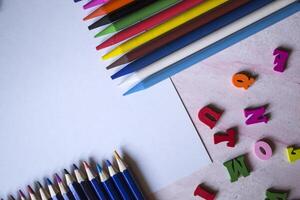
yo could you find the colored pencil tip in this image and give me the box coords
[46,178,53,185]
[73,164,79,170]
[27,185,34,194]
[95,26,117,37]
[96,164,103,173]
[36,181,43,188]
[113,151,121,160]
[19,190,26,198]
[64,169,70,175]
[83,161,90,169]
[105,160,112,166]
[96,42,110,51]
[55,173,62,183]
[9,195,15,200]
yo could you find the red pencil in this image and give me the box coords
[96,0,204,50]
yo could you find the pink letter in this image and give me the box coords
[198,106,222,129]
[194,185,216,200]
[244,106,269,125]
[214,128,237,148]
[273,48,289,73]
[254,140,273,160]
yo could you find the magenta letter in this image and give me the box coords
[244,106,269,125]
[273,48,289,73]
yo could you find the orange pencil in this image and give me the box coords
[83,0,135,21]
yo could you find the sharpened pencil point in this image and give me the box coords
[9,195,15,200]
[27,185,35,194]
[19,190,26,198]
[55,173,62,183]
[83,161,90,169]
[105,160,112,166]
[46,178,53,185]
[73,164,79,170]
[64,169,70,175]
[36,181,43,188]
[95,26,117,37]
[96,163,103,173]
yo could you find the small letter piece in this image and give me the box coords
[194,185,216,200]
[198,106,223,129]
[254,140,273,160]
[273,48,289,73]
[232,73,255,89]
[286,146,300,164]
[223,154,250,182]
[214,128,237,148]
[244,106,269,125]
[265,189,288,200]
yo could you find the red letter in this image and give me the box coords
[194,185,216,200]
[198,106,222,129]
[214,128,237,148]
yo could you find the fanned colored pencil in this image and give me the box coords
[96,164,121,200]
[19,190,27,200]
[27,186,37,200]
[46,178,64,200]
[8,195,15,200]
[95,0,180,37]
[96,0,205,50]
[83,161,108,200]
[83,0,109,10]
[55,174,75,200]
[114,151,144,200]
[88,0,155,30]
[65,169,88,200]
[83,0,134,21]
[37,181,50,200]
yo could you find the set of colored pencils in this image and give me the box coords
[5,151,144,200]
[75,0,299,95]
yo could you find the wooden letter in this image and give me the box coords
[198,106,222,129]
[194,185,216,200]
[232,73,255,90]
[244,106,269,125]
[223,155,250,182]
[254,140,273,160]
[273,48,289,73]
[286,146,300,164]
[214,128,237,148]
[265,189,288,200]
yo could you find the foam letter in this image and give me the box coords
[244,106,269,125]
[194,185,216,200]
[214,128,237,148]
[273,48,289,73]
[198,106,222,129]
[265,189,288,200]
[223,155,250,182]
[254,140,273,160]
[286,146,300,164]
[232,73,255,89]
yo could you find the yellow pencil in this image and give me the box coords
[102,0,228,60]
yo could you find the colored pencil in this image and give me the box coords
[36,181,50,200]
[8,195,15,200]
[124,1,300,95]
[55,174,75,200]
[83,162,108,200]
[96,164,121,200]
[96,0,205,50]
[83,0,134,21]
[95,0,180,37]
[89,0,156,30]
[73,164,98,200]
[19,190,27,200]
[27,186,38,200]
[46,178,64,200]
[119,0,293,89]
[74,0,82,3]
[65,169,88,200]
[108,0,251,71]
[102,0,228,59]
[83,0,109,10]
[114,151,144,200]
[106,160,132,200]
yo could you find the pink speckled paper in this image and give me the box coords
[153,12,300,200]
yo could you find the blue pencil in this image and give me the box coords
[64,169,88,200]
[36,181,51,200]
[114,151,144,200]
[106,160,133,200]
[55,173,75,200]
[111,0,273,79]
[96,164,121,200]
[124,1,300,95]
[18,190,27,200]
[83,161,108,200]
[46,178,64,200]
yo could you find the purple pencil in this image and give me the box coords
[83,0,109,10]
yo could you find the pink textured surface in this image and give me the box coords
[153,12,300,200]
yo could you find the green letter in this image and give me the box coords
[223,154,250,182]
[265,190,288,200]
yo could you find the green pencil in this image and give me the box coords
[94,0,180,37]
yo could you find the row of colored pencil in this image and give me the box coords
[4,151,144,200]
[74,0,300,95]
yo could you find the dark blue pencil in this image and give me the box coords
[114,151,144,200]
[55,173,75,200]
[96,164,121,200]
[83,161,108,200]
[111,0,273,79]
[46,178,64,200]
[18,190,27,200]
[106,160,133,200]
[64,169,88,200]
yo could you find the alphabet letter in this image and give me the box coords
[273,48,289,73]
[232,73,255,90]
[265,189,288,200]
[223,155,250,182]
[194,185,216,200]
[214,128,237,148]
[198,106,222,129]
[286,146,300,164]
[254,140,273,160]
[244,106,269,125]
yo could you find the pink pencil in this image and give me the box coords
[83,0,109,10]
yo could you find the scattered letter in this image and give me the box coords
[194,184,216,200]
[223,154,250,182]
[232,73,255,90]
[244,106,269,125]
[214,128,237,148]
[254,140,273,160]
[198,106,223,129]
[286,146,300,164]
[273,48,289,73]
[265,189,288,200]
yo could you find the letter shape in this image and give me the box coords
[244,106,268,125]
[265,190,288,200]
[194,185,215,200]
[286,146,300,164]
[198,106,222,129]
[273,48,289,73]
[223,155,250,182]
[232,73,255,90]
[254,140,273,160]
[214,128,237,148]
